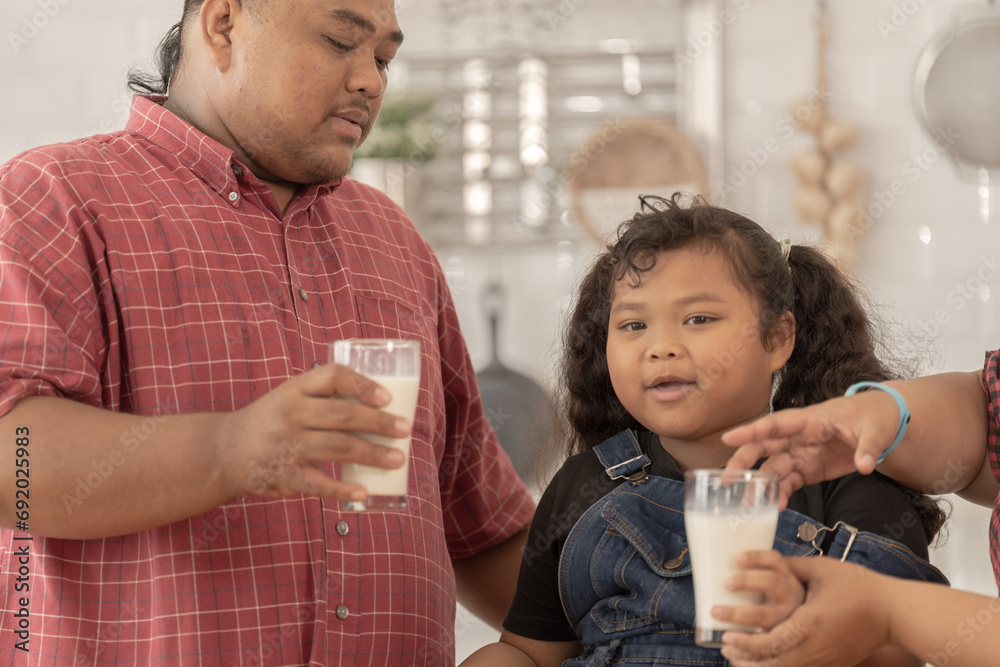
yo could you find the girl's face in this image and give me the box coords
[606,246,793,455]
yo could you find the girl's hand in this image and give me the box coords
[718,556,893,667]
[710,550,805,632]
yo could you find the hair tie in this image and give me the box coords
[780,238,792,260]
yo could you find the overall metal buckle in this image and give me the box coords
[796,520,859,562]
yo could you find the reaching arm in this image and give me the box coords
[723,371,992,507]
[720,556,1000,667]
[875,372,989,500]
[0,365,408,539]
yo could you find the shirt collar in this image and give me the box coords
[126,95,342,210]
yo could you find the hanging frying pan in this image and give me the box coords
[475,282,554,489]
[913,2,1000,179]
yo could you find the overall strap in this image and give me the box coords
[593,430,651,481]
[777,509,949,585]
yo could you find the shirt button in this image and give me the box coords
[232,164,244,177]
[335,520,349,536]
[298,288,309,302]
[228,191,239,202]
[311,362,321,369]
[335,605,349,620]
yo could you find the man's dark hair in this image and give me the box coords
[126,1,205,95]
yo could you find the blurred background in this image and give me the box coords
[2,0,998,659]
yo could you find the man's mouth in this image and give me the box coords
[330,115,364,141]
[330,107,370,142]
[334,108,369,126]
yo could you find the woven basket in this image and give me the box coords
[569,118,710,244]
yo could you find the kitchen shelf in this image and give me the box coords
[380,45,690,250]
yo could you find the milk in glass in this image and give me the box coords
[683,469,779,647]
[341,375,420,498]
[685,509,778,645]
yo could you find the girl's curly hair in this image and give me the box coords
[556,193,947,542]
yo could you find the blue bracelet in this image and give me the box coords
[844,382,911,464]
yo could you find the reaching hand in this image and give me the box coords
[718,557,892,667]
[721,392,899,510]
[213,363,410,502]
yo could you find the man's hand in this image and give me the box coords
[214,363,410,502]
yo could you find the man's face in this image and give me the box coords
[221,0,403,185]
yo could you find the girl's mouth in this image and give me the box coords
[649,379,694,401]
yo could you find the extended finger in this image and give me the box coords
[723,443,768,471]
[721,620,809,658]
[777,471,808,509]
[300,363,392,407]
[733,549,786,572]
[721,641,797,667]
[724,434,813,474]
[298,394,410,439]
[726,569,805,612]
[296,429,407,469]
[243,453,362,500]
[712,601,788,631]
[288,464,369,501]
[722,409,810,447]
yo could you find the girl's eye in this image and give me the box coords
[623,322,646,332]
[686,315,713,325]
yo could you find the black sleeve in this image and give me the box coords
[502,451,613,641]
[809,472,932,560]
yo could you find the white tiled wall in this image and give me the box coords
[2,0,997,661]
[719,0,999,603]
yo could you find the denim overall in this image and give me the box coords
[557,430,948,667]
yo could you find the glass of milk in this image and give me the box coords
[330,339,420,512]
[684,469,779,647]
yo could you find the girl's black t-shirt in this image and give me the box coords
[503,430,934,642]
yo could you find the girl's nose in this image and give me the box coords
[648,337,681,360]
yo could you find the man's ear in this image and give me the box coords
[199,0,241,72]
[766,311,795,372]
